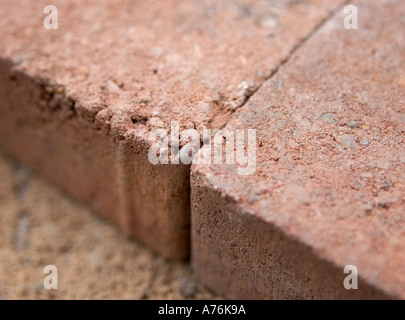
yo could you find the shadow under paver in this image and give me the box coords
[0,0,345,259]
[191,0,405,298]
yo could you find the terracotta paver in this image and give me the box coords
[0,0,345,258]
[191,0,405,299]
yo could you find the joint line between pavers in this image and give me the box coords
[218,0,351,131]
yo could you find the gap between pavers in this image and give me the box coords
[0,0,345,260]
[191,0,405,299]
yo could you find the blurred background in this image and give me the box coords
[0,152,217,299]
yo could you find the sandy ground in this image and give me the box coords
[0,153,218,300]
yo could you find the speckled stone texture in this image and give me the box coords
[0,0,344,259]
[191,0,405,299]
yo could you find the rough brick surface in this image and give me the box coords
[192,0,405,298]
[0,0,343,258]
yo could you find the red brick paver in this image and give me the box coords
[0,0,344,259]
[191,0,405,298]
